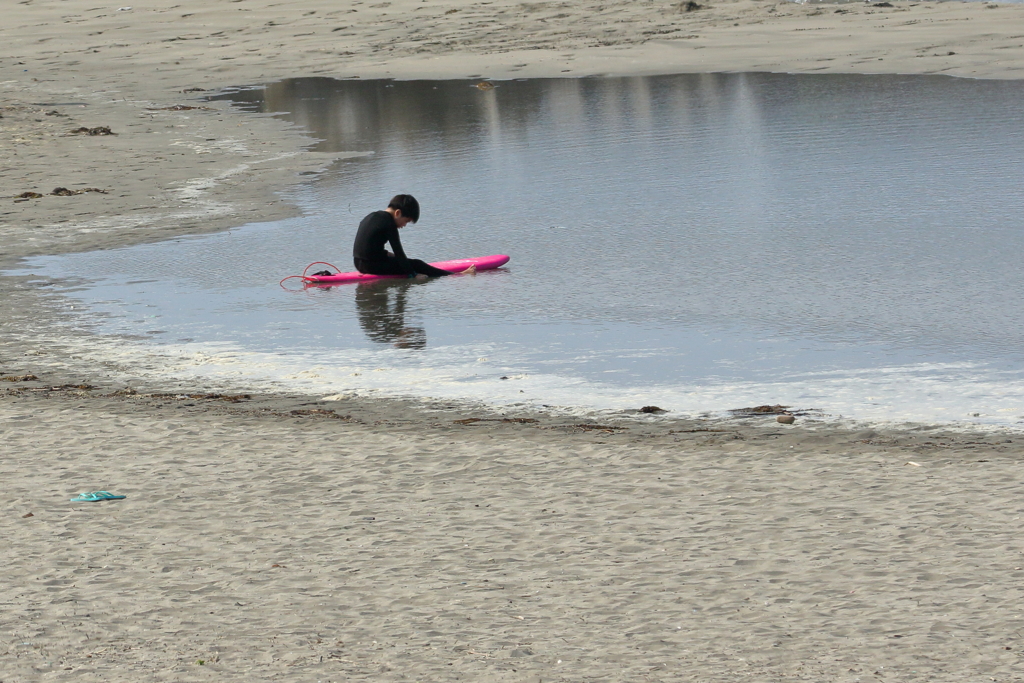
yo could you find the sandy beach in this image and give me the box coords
[4,1,1024,680]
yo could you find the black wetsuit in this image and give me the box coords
[352,211,452,277]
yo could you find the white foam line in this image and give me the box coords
[20,331,1024,432]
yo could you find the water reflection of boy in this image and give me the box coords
[355,279,426,350]
[352,194,475,279]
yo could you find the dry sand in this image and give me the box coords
[4,0,1024,680]
[5,385,1024,681]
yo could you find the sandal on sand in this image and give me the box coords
[70,491,126,502]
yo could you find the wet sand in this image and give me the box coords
[4,0,1024,680]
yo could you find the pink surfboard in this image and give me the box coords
[298,254,510,286]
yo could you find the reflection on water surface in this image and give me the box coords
[17,73,1024,425]
[354,279,428,350]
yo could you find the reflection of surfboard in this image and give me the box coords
[304,254,510,285]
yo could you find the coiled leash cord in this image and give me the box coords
[278,261,342,289]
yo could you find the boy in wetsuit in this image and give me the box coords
[352,194,474,278]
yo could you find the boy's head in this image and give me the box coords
[388,194,420,224]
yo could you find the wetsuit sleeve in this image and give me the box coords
[387,224,409,261]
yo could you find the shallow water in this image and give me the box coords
[14,73,1024,426]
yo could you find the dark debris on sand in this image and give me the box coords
[15,188,109,201]
[145,105,213,111]
[67,126,115,136]
[51,187,108,196]
[730,404,819,418]
[454,417,539,425]
[731,404,790,416]
[148,392,252,403]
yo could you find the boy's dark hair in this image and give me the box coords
[388,194,420,223]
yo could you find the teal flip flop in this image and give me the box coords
[70,491,126,502]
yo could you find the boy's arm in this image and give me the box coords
[388,225,409,261]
